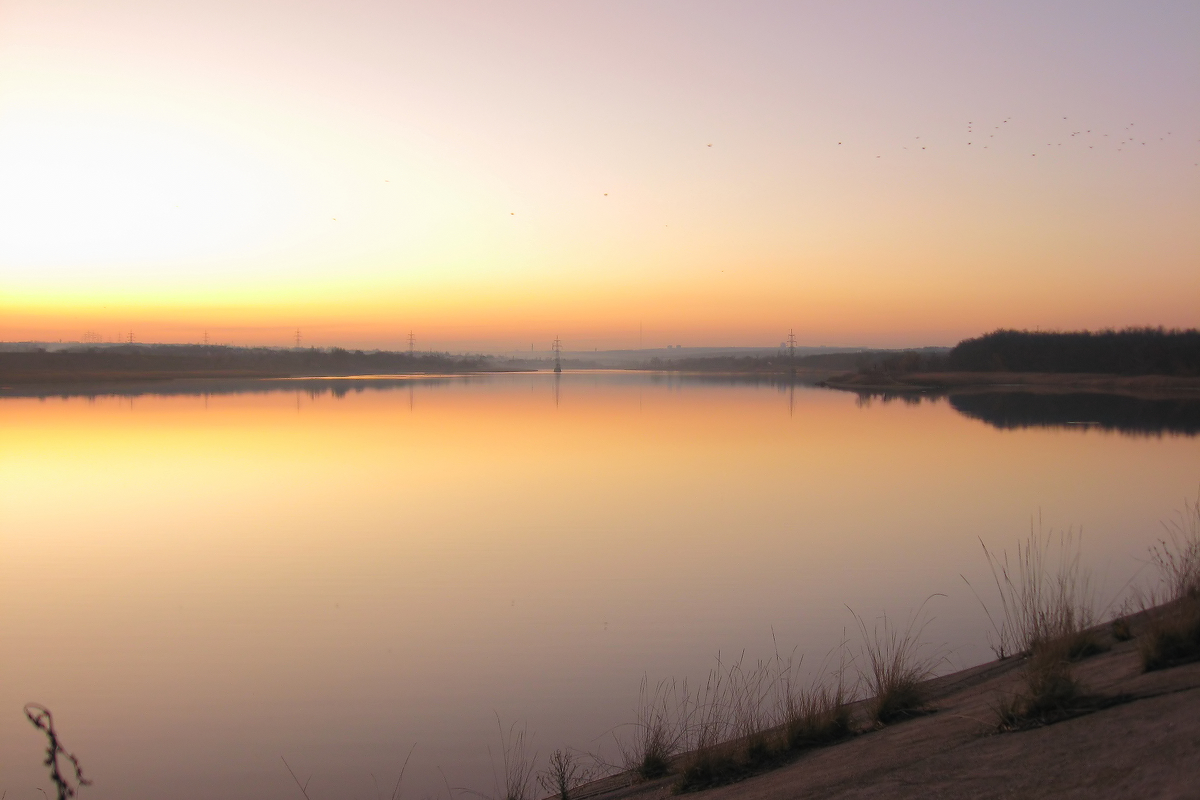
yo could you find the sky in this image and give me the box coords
[1,1,1197,351]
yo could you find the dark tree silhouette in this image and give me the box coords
[948,328,1200,375]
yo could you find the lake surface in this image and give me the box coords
[2,371,1198,800]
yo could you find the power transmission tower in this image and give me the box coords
[787,329,796,360]
[408,331,415,356]
[295,329,302,348]
[552,336,562,373]
[203,330,209,346]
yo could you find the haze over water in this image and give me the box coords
[1,372,1196,800]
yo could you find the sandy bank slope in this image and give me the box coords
[584,641,1200,800]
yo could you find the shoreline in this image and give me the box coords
[569,604,1200,800]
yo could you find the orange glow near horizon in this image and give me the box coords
[1,2,1198,349]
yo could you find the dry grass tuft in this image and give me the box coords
[1110,616,1134,642]
[775,637,854,750]
[1150,494,1200,601]
[968,522,1111,730]
[969,522,1100,660]
[672,644,855,792]
[1137,495,1200,671]
[1139,597,1200,670]
[781,681,852,751]
[493,718,537,800]
[674,653,772,790]
[995,638,1086,730]
[853,604,941,726]
[617,678,687,780]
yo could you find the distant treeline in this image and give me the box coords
[947,328,1200,375]
[0,344,498,383]
[646,329,1200,377]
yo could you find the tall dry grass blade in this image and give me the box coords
[491,717,536,800]
[390,743,418,800]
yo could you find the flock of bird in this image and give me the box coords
[845,115,1200,164]
[361,115,1197,221]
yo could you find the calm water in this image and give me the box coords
[2,372,1198,800]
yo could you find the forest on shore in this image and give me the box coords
[945,328,1200,375]
[851,328,1200,378]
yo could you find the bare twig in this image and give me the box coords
[24,705,91,800]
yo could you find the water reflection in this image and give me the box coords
[949,392,1200,436]
[1,372,1197,800]
[9,373,1200,436]
[844,388,1200,437]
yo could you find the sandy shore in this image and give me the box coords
[574,616,1199,800]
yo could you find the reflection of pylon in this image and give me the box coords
[552,336,562,373]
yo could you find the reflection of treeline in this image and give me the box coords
[0,344,497,381]
[845,390,1200,437]
[948,392,1200,436]
[948,328,1200,375]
